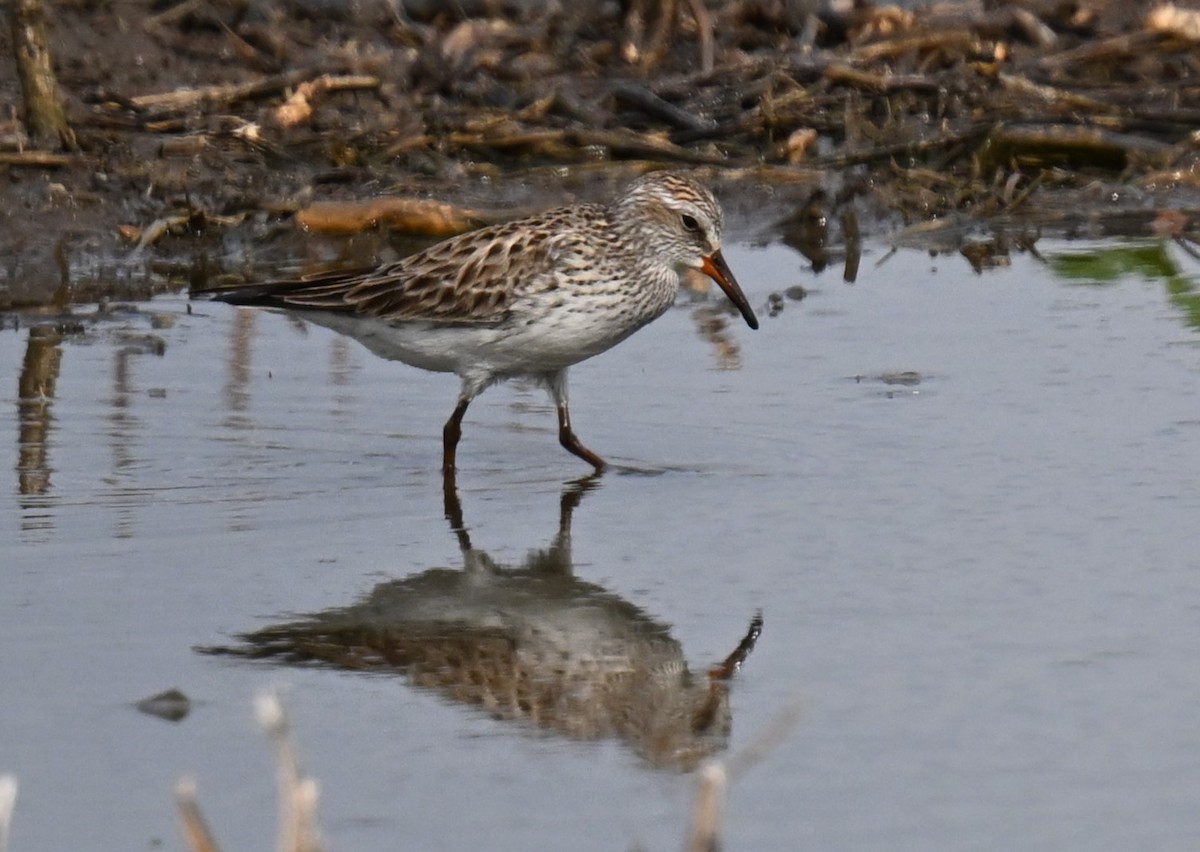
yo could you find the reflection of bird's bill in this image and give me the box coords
[702,250,759,330]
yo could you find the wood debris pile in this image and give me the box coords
[73,4,1199,175]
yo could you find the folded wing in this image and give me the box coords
[194,216,564,325]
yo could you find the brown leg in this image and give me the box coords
[443,397,470,473]
[546,369,606,472]
[556,401,606,472]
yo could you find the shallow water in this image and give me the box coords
[3,237,1200,850]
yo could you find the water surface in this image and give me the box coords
[3,238,1200,850]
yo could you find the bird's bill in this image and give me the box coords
[702,251,759,330]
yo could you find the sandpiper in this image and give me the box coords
[194,171,758,472]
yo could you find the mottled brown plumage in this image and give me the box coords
[233,215,564,323]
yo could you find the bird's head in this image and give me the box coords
[616,172,758,330]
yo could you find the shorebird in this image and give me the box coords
[193,171,758,472]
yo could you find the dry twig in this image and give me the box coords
[128,68,374,114]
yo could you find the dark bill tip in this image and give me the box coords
[701,251,759,330]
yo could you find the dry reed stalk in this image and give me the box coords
[684,702,806,852]
[255,691,324,852]
[175,777,221,852]
[0,775,16,852]
[173,692,324,852]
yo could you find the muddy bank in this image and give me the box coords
[3,0,1200,308]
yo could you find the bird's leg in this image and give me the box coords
[442,397,471,473]
[557,404,606,471]
[547,370,606,472]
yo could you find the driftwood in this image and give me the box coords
[294,197,483,236]
[977,123,1178,173]
[0,150,72,167]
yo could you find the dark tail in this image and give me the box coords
[189,265,377,310]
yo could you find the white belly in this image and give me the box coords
[296,303,666,380]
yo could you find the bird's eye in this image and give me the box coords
[681,214,700,233]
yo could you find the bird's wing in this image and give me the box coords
[195,211,588,324]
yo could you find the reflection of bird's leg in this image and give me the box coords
[560,472,603,531]
[441,463,472,553]
[547,370,606,471]
[708,611,765,681]
[537,472,604,575]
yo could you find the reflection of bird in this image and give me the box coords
[201,478,762,770]
[192,172,758,473]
